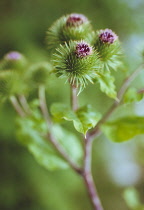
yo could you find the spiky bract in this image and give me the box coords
[94,29,122,71]
[0,51,27,72]
[53,41,100,92]
[46,14,94,51]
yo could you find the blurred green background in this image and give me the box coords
[1,0,144,209]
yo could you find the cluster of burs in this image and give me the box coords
[0,13,122,101]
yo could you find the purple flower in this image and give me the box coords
[75,42,92,58]
[5,51,22,60]
[66,13,88,27]
[99,29,118,44]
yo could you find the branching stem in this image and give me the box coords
[75,63,144,210]
[89,63,144,138]
[18,95,31,115]
[10,96,26,117]
[38,85,82,175]
[82,136,103,210]
[36,63,144,210]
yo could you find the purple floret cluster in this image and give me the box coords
[75,42,92,58]
[5,51,22,60]
[66,13,88,27]
[99,29,118,44]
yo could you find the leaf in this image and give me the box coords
[52,125,83,163]
[16,113,83,171]
[16,117,67,170]
[97,72,117,99]
[101,116,144,142]
[75,105,101,135]
[51,103,101,135]
[123,188,144,210]
[123,88,143,104]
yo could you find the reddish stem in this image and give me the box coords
[82,137,103,210]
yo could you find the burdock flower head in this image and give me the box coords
[75,42,92,58]
[66,13,88,27]
[94,29,121,71]
[5,51,23,60]
[53,41,100,93]
[2,51,27,71]
[99,29,118,44]
[46,14,94,50]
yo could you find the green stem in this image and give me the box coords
[18,95,31,115]
[89,63,144,139]
[38,85,82,175]
[10,96,26,117]
[71,84,78,111]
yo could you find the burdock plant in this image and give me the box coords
[1,13,144,210]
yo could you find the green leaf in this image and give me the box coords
[52,125,83,163]
[101,116,144,142]
[123,188,144,210]
[123,88,143,104]
[75,105,101,135]
[16,113,83,171]
[51,103,101,135]
[123,188,141,209]
[97,72,117,99]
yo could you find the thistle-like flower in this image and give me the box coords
[66,13,88,27]
[4,51,22,60]
[26,62,53,87]
[75,42,92,58]
[94,29,122,71]
[99,29,118,44]
[53,41,100,93]
[46,14,94,50]
[0,51,27,72]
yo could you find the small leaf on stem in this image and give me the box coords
[51,103,101,135]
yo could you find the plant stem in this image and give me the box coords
[78,63,144,209]
[137,88,144,94]
[71,84,78,111]
[89,63,144,138]
[18,95,31,115]
[38,85,52,126]
[117,63,144,101]
[82,136,103,210]
[10,96,26,117]
[38,85,82,175]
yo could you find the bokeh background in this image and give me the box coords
[0,0,144,209]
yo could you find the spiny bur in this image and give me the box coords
[53,41,101,93]
[94,29,122,71]
[46,13,94,51]
[0,51,27,72]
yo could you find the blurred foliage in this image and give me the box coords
[1,0,144,210]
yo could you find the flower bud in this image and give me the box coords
[1,51,27,72]
[46,14,94,51]
[5,51,22,60]
[53,41,100,93]
[75,42,92,58]
[99,29,118,44]
[66,13,88,27]
[27,62,53,87]
[94,29,122,70]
